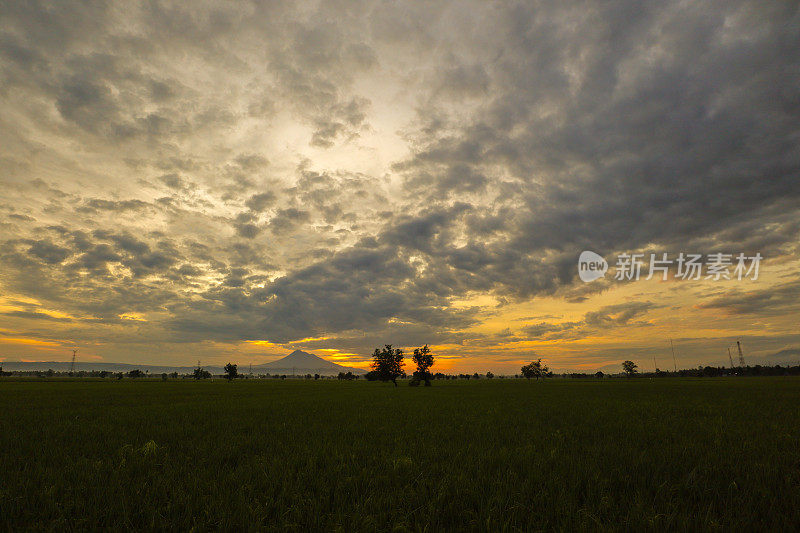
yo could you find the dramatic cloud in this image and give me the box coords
[1,1,798,371]
[698,279,800,316]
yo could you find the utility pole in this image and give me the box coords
[70,349,77,375]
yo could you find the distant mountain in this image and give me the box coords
[0,350,365,376]
[252,350,366,375]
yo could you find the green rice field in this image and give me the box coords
[1,378,799,530]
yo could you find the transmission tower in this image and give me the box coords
[737,340,745,367]
[727,346,735,368]
[670,339,677,372]
[70,349,77,374]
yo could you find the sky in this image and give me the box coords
[1,0,799,374]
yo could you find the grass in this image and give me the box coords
[1,377,799,530]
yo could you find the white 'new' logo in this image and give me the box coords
[578,251,608,282]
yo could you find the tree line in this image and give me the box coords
[363,345,554,386]
[5,360,798,381]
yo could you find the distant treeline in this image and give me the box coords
[2,364,799,380]
[562,365,800,378]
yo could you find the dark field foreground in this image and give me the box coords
[1,378,799,530]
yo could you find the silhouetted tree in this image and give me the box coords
[127,369,144,378]
[411,344,434,386]
[486,371,494,379]
[193,366,211,380]
[622,360,637,377]
[161,373,168,381]
[224,363,238,381]
[371,344,404,386]
[521,359,550,380]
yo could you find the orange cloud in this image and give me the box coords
[0,337,61,347]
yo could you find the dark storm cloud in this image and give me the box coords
[382,0,800,302]
[266,14,377,148]
[233,212,262,239]
[434,62,490,98]
[158,173,188,191]
[584,302,656,327]
[520,302,656,341]
[521,321,582,339]
[698,278,800,316]
[0,310,73,322]
[80,199,151,213]
[245,192,276,212]
[164,242,480,345]
[0,233,182,326]
[309,97,371,148]
[8,213,35,222]
[27,239,73,264]
[769,348,800,359]
[268,208,310,234]
[73,243,122,273]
